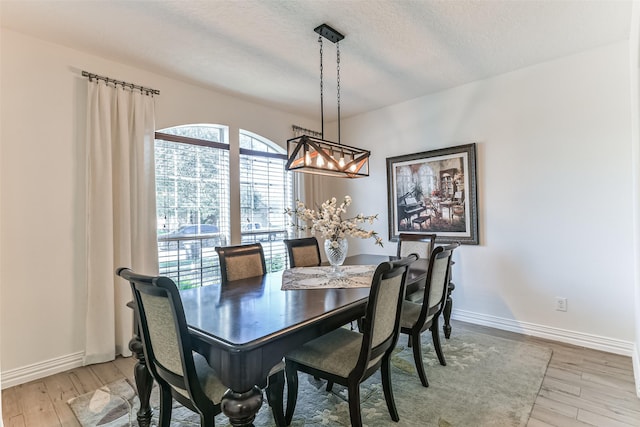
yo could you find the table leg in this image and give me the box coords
[221,386,263,427]
[443,282,455,339]
[129,334,154,426]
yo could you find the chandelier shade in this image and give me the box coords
[286,24,370,179]
[286,135,370,178]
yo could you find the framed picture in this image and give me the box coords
[386,143,479,245]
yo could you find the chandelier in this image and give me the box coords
[286,24,370,178]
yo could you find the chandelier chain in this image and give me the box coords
[337,41,341,144]
[319,36,324,139]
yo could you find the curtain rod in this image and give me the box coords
[292,125,322,137]
[82,71,160,95]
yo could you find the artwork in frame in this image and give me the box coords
[386,143,479,245]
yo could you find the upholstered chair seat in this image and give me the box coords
[286,328,363,378]
[170,352,227,403]
[399,301,434,329]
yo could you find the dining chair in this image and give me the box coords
[397,233,436,302]
[397,232,436,259]
[284,254,418,427]
[399,243,458,387]
[215,243,267,285]
[283,237,321,268]
[115,267,286,426]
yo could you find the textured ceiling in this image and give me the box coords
[0,0,632,121]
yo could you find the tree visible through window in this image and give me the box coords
[239,129,293,273]
[154,125,292,288]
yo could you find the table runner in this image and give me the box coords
[281,265,378,290]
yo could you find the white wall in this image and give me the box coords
[0,29,316,386]
[335,41,635,353]
[630,0,640,395]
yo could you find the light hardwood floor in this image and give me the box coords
[2,321,640,426]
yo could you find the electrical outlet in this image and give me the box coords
[555,297,567,312]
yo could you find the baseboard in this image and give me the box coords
[633,343,640,397]
[452,309,635,356]
[1,351,84,389]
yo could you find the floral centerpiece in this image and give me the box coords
[286,196,383,274]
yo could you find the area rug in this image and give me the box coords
[68,326,551,426]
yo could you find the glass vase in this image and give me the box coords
[324,238,348,276]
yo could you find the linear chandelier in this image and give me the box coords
[286,24,370,178]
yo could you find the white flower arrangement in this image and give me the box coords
[286,195,383,247]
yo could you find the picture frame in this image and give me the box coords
[386,143,479,245]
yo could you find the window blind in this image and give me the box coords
[155,128,230,288]
[239,132,293,272]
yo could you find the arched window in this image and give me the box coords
[239,129,293,273]
[154,125,292,288]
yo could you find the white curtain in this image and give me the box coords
[85,79,159,365]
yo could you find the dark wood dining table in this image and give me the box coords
[129,254,429,427]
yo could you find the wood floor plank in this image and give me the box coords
[577,407,639,427]
[112,355,137,383]
[526,417,555,427]
[23,408,61,427]
[4,415,26,427]
[581,404,640,427]
[528,404,594,427]
[579,385,640,412]
[89,360,126,385]
[43,372,79,404]
[1,387,22,420]
[541,377,581,396]
[539,387,640,424]
[580,371,637,393]
[15,381,52,413]
[579,359,636,383]
[52,401,81,427]
[533,394,578,418]
[67,366,102,395]
[16,381,60,427]
[544,366,583,383]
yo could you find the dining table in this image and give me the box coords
[127,254,429,427]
